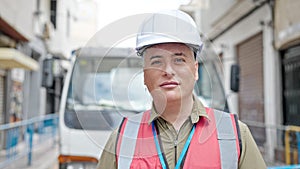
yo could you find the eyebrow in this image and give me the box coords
[149,52,187,60]
[149,55,162,60]
[172,52,187,57]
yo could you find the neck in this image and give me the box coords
[154,96,194,131]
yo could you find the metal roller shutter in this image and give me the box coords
[237,32,266,146]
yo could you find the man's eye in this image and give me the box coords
[151,60,161,65]
[174,58,185,63]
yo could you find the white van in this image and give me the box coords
[58,47,151,169]
[58,46,233,169]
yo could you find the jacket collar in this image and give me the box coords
[148,94,209,124]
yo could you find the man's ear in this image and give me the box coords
[194,61,199,81]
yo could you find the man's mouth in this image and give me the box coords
[159,81,179,88]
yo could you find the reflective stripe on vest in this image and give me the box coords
[117,112,144,168]
[117,109,240,169]
[214,109,239,169]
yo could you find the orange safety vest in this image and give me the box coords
[116,108,241,169]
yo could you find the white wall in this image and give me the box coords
[69,0,98,49]
[211,5,281,161]
[46,0,97,59]
[0,0,36,40]
[46,0,74,58]
[200,0,236,36]
[184,1,282,162]
[0,0,78,59]
[214,7,269,113]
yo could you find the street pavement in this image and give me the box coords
[1,139,58,169]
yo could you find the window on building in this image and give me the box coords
[282,45,300,125]
[50,0,57,29]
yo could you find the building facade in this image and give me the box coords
[181,0,300,164]
[0,0,85,148]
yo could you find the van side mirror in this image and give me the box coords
[230,64,240,92]
[42,58,54,88]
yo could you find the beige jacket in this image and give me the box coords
[96,96,267,169]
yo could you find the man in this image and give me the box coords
[97,10,266,169]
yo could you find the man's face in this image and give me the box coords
[143,43,198,102]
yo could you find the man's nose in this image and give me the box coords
[162,63,175,77]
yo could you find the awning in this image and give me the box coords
[0,17,28,42]
[0,48,39,71]
[275,0,300,49]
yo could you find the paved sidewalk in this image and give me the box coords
[1,138,58,169]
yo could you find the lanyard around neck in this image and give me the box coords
[151,122,196,169]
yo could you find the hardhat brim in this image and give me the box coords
[136,34,202,56]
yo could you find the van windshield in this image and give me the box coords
[194,58,227,111]
[65,55,151,130]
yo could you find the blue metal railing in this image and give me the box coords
[0,114,58,168]
[268,164,300,169]
[269,131,300,169]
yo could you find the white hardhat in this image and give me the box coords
[136,10,203,57]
